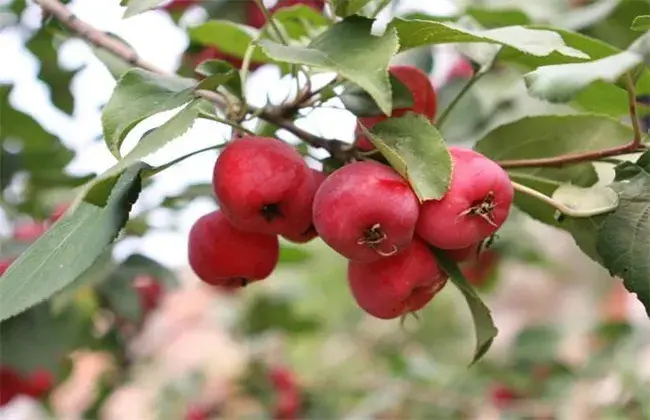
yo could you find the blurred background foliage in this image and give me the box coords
[1,0,650,419]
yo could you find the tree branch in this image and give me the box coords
[33,0,352,160]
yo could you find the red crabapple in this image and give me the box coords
[188,210,279,287]
[212,137,316,236]
[347,237,448,319]
[281,169,327,244]
[355,65,437,151]
[445,243,480,262]
[462,249,499,287]
[447,58,474,81]
[313,161,419,262]
[0,259,13,276]
[49,203,69,223]
[24,369,53,398]
[416,147,513,250]
[269,367,301,420]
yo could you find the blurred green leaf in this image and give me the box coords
[189,21,270,63]
[393,19,588,59]
[241,294,321,335]
[88,100,200,206]
[632,15,650,31]
[552,184,619,214]
[101,68,195,159]
[273,4,331,39]
[0,164,146,322]
[512,325,560,364]
[279,244,312,264]
[259,16,399,115]
[160,183,214,208]
[123,0,163,18]
[330,0,373,17]
[340,72,413,117]
[0,302,93,376]
[26,29,76,115]
[524,50,642,103]
[366,113,452,201]
[431,248,498,365]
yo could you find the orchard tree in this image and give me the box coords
[1,0,650,417]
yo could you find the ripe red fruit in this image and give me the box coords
[355,65,437,151]
[445,243,480,262]
[313,161,419,262]
[0,366,52,406]
[212,137,316,236]
[163,0,200,12]
[24,369,53,397]
[348,237,448,319]
[416,147,513,250]
[281,169,326,244]
[13,222,47,242]
[188,210,279,287]
[447,58,474,81]
[185,405,210,420]
[132,275,164,315]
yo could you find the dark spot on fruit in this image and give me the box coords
[260,203,283,222]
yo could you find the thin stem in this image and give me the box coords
[144,144,226,177]
[626,73,643,147]
[511,181,618,218]
[254,0,288,45]
[436,69,486,128]
[197,108,257,135]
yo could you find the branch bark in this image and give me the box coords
[33,0,350,159]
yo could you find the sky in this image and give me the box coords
[0,0,457,267]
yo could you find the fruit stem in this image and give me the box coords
[435,66,488,129]
[498,72,647,169]
[144,143,227,178]
[510,181,618,218]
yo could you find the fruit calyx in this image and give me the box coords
[460,191,498,227]
[357,223,398,257]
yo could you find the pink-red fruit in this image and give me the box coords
[313,161,419,262]
[417,147,513,250]
[188,211,279,288]
[212,137,315,236]
[348,237,448,319]
[281,169,327,244]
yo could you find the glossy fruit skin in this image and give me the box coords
[355,65,437,151]
[313,161,419,262]
[212,137,316,236]
[188,211,279,287]
[281,169,327,244]
[348,237,448,319]
[416,147,513,250]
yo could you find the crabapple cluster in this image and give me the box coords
[0,365,53,406]
[188,138,513,319]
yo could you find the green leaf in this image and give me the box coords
[123,0,163,18]
[240,294,320,336]
[0,164,146,322]
[92,43,134,79]
[26,29,76,115]
[339,72,413,117]
[392,18,588,59]
[89,100,201,206]
[259,16,399,115]
[511,324,560,364]
[597,170,650,317]
[330,0,373,17]
[272,4,331,40]
[194,59,241,98]
[0,302,93,376]
[189,21,270,63]
[365,113,452,201]
[475,114,633,224]
[101,68,195,159]
[524,50,642,103]
[551,184,619,214]
[632,15,650,31]
[430,248,498,365]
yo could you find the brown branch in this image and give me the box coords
[33,0,351,159]
[498,143,645,168]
